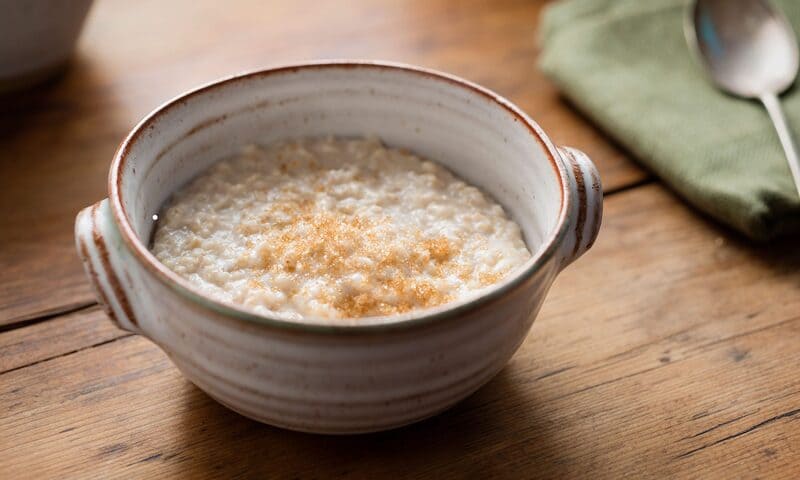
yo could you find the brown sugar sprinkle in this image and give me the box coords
[246,198,460,317]
[423,237,453,263]
[479,271,504,286]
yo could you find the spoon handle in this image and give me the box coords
[760,93,800,198]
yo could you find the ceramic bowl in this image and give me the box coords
[75,61,602,434]
[0,0,93,93]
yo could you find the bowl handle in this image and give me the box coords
[556,146,603,270]
[75,199,142,334]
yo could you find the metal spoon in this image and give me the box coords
[685,0,800,197]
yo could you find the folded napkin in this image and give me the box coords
[539,0,800,240]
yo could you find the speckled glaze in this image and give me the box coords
[75,61,602,434]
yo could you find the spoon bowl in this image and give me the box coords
[686,0,800,196]
[687,0,798,97]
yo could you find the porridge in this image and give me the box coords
[151,137,531,321]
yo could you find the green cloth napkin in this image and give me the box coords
[539,0,800,240]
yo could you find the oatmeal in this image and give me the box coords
[151,137,531,321]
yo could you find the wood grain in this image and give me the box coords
[0,0,645,326]
[0,306,127,375]
[2,185,798,479]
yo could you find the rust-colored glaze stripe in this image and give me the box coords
[91,203,138,328]
[570,154,587,258]
[587,166,602,250]
[78,238,121,327]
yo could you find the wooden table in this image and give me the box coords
[1,0,798,478]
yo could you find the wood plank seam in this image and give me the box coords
[1,300,97,332]
[680,412,755,441]
[0,333,133,376]
[546,314,800,404]
[684,314,800,355]
[601,176,654,196]
[674,408,800,459]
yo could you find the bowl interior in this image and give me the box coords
[114,63,564,319]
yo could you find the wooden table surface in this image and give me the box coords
[1,0,797,478]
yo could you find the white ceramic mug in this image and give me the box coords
[75,61,602,434]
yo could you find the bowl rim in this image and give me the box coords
[108,60,571,334]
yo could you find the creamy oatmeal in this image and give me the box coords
[152,137,531,321]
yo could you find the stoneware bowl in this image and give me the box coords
[0,0,94,93]
[75,61,602,434]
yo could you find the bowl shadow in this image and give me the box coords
[169,366,562,478]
